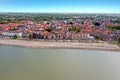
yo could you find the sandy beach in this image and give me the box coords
[0,39,120,51]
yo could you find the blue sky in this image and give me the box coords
[0,0,120,13]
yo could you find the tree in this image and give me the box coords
[94,35,101,40]
[106,25,120,30]
[28,34,33,40]
[45,28,52,32]
[118,37,120,46]
[69,26,81,32]
[77,29,81,32]
[13,34,18,39]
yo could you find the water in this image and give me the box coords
[0,45,120,80]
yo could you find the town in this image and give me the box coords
[0,13,120,43]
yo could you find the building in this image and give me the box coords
[2,31,22,37]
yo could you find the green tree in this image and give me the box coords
[77,29,81,32]
[118,37,120,46]
[13,34,18,39]
[94,35,101,40]
[69,26,81,32]
[106,25,120,30]
[28,34,33,40]
[45,28,52,32]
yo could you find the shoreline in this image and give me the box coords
[0,39,120,51]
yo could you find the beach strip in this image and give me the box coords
[0,39,120,51]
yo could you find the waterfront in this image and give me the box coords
[0,46,120,80]
[0,39,120,51]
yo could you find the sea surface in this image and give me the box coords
[0,45,120,80]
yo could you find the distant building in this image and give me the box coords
[2,31,22,37]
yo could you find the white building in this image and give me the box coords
[2,31,22,37]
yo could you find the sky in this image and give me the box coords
[0,0,120,13]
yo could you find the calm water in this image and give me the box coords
[0,46,120,80]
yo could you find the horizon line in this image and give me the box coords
[0,12,120,14]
